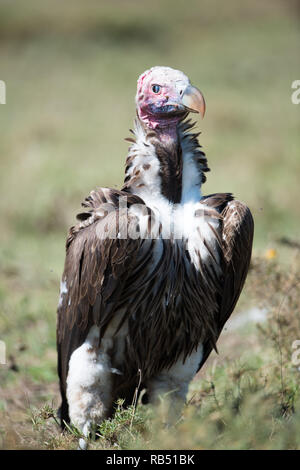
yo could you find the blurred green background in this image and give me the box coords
[0,0,299,449]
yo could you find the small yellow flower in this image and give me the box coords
[265,248,277,260]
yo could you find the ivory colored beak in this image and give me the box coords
[182,85,206,118]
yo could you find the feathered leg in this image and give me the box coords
[146,348,203,425]
[57,318,93,428]
[65,326,114,448]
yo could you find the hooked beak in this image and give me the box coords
[166,84,206,118]
[147,84,206,120]
[181,85,206,118]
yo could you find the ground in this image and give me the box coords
[0,0,299,450]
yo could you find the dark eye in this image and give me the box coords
[152,84,161,94]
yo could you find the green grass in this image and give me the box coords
[0,0,299,450]
[1,257,300,449]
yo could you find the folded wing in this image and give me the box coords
[198,195,254,369]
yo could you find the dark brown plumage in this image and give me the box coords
[56,67,254,438]
[57,181,253,426]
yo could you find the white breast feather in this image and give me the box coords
[127,127,220,268]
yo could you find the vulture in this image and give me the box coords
[56,66,254,445]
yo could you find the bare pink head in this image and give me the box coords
[136,66,205,132]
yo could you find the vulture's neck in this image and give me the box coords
[122,118,209,207]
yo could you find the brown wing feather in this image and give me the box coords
[198,196,254,370]
[57,188,253,423]
[56,188,149,423]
